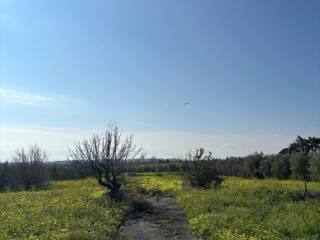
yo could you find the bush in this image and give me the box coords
[182,148,222,188]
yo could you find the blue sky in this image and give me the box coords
[1,0,320,160]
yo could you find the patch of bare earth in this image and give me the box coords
[117,195,197,240]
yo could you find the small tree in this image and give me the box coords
[271,154,291,179]
[244,152,264,179]
[310,154,320,180]
[69,124,142,200]
[12,145,48,190]
[182,148,221,188]
[286,136,320,156]
[281,136,320,194]
[308,137,320,157]
[259,157,272,178]
[291,153,310,195]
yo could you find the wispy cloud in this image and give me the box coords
[0,88,55,105]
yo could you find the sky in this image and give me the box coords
[1,0,320,160]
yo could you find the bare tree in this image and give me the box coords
[69,124,142,200]
[12,145,48,190]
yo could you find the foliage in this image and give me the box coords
[182,148,222,188]
[291,153,311,193]
[310,155,320,180]
[0,161,92,192]
[243,152,264,178]
[259,158,272,178]
[0,178,129,240]
[2,135,320,193]
[270,154,291,180]
[280,136,320,155]
[136,173,320,240]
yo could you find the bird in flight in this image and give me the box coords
[184,102,190,105]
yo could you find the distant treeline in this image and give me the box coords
[0,136,319,192]
[0,160,91,192]
[0,144,91,191]
[215,152,319,180]
[129,136,320,182]
[127,153,320,180]
[1,153,319,192]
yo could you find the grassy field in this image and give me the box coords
[1,174,320,240]
[0,178,129,240]
[137,173,320,240]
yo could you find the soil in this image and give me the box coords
[116,194,197,240]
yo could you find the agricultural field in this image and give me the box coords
[137,173,320,240]
[0,178,129,240]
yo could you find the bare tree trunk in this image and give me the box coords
[304,178,311,198]
[304,179,308,192]
[110,183,122,201]
[69,123,143,201]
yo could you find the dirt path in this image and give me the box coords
[117,194,197,240]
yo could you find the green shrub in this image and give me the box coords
[182,148,222,188]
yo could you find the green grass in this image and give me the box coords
[1,174,320,240]
[0,178,129,240]
[136,173,320,240]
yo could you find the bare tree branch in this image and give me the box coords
[69,123,143,200]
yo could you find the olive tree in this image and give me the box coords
[69,124,142,200]
[310,154,320,180]
[291,153,311,195]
